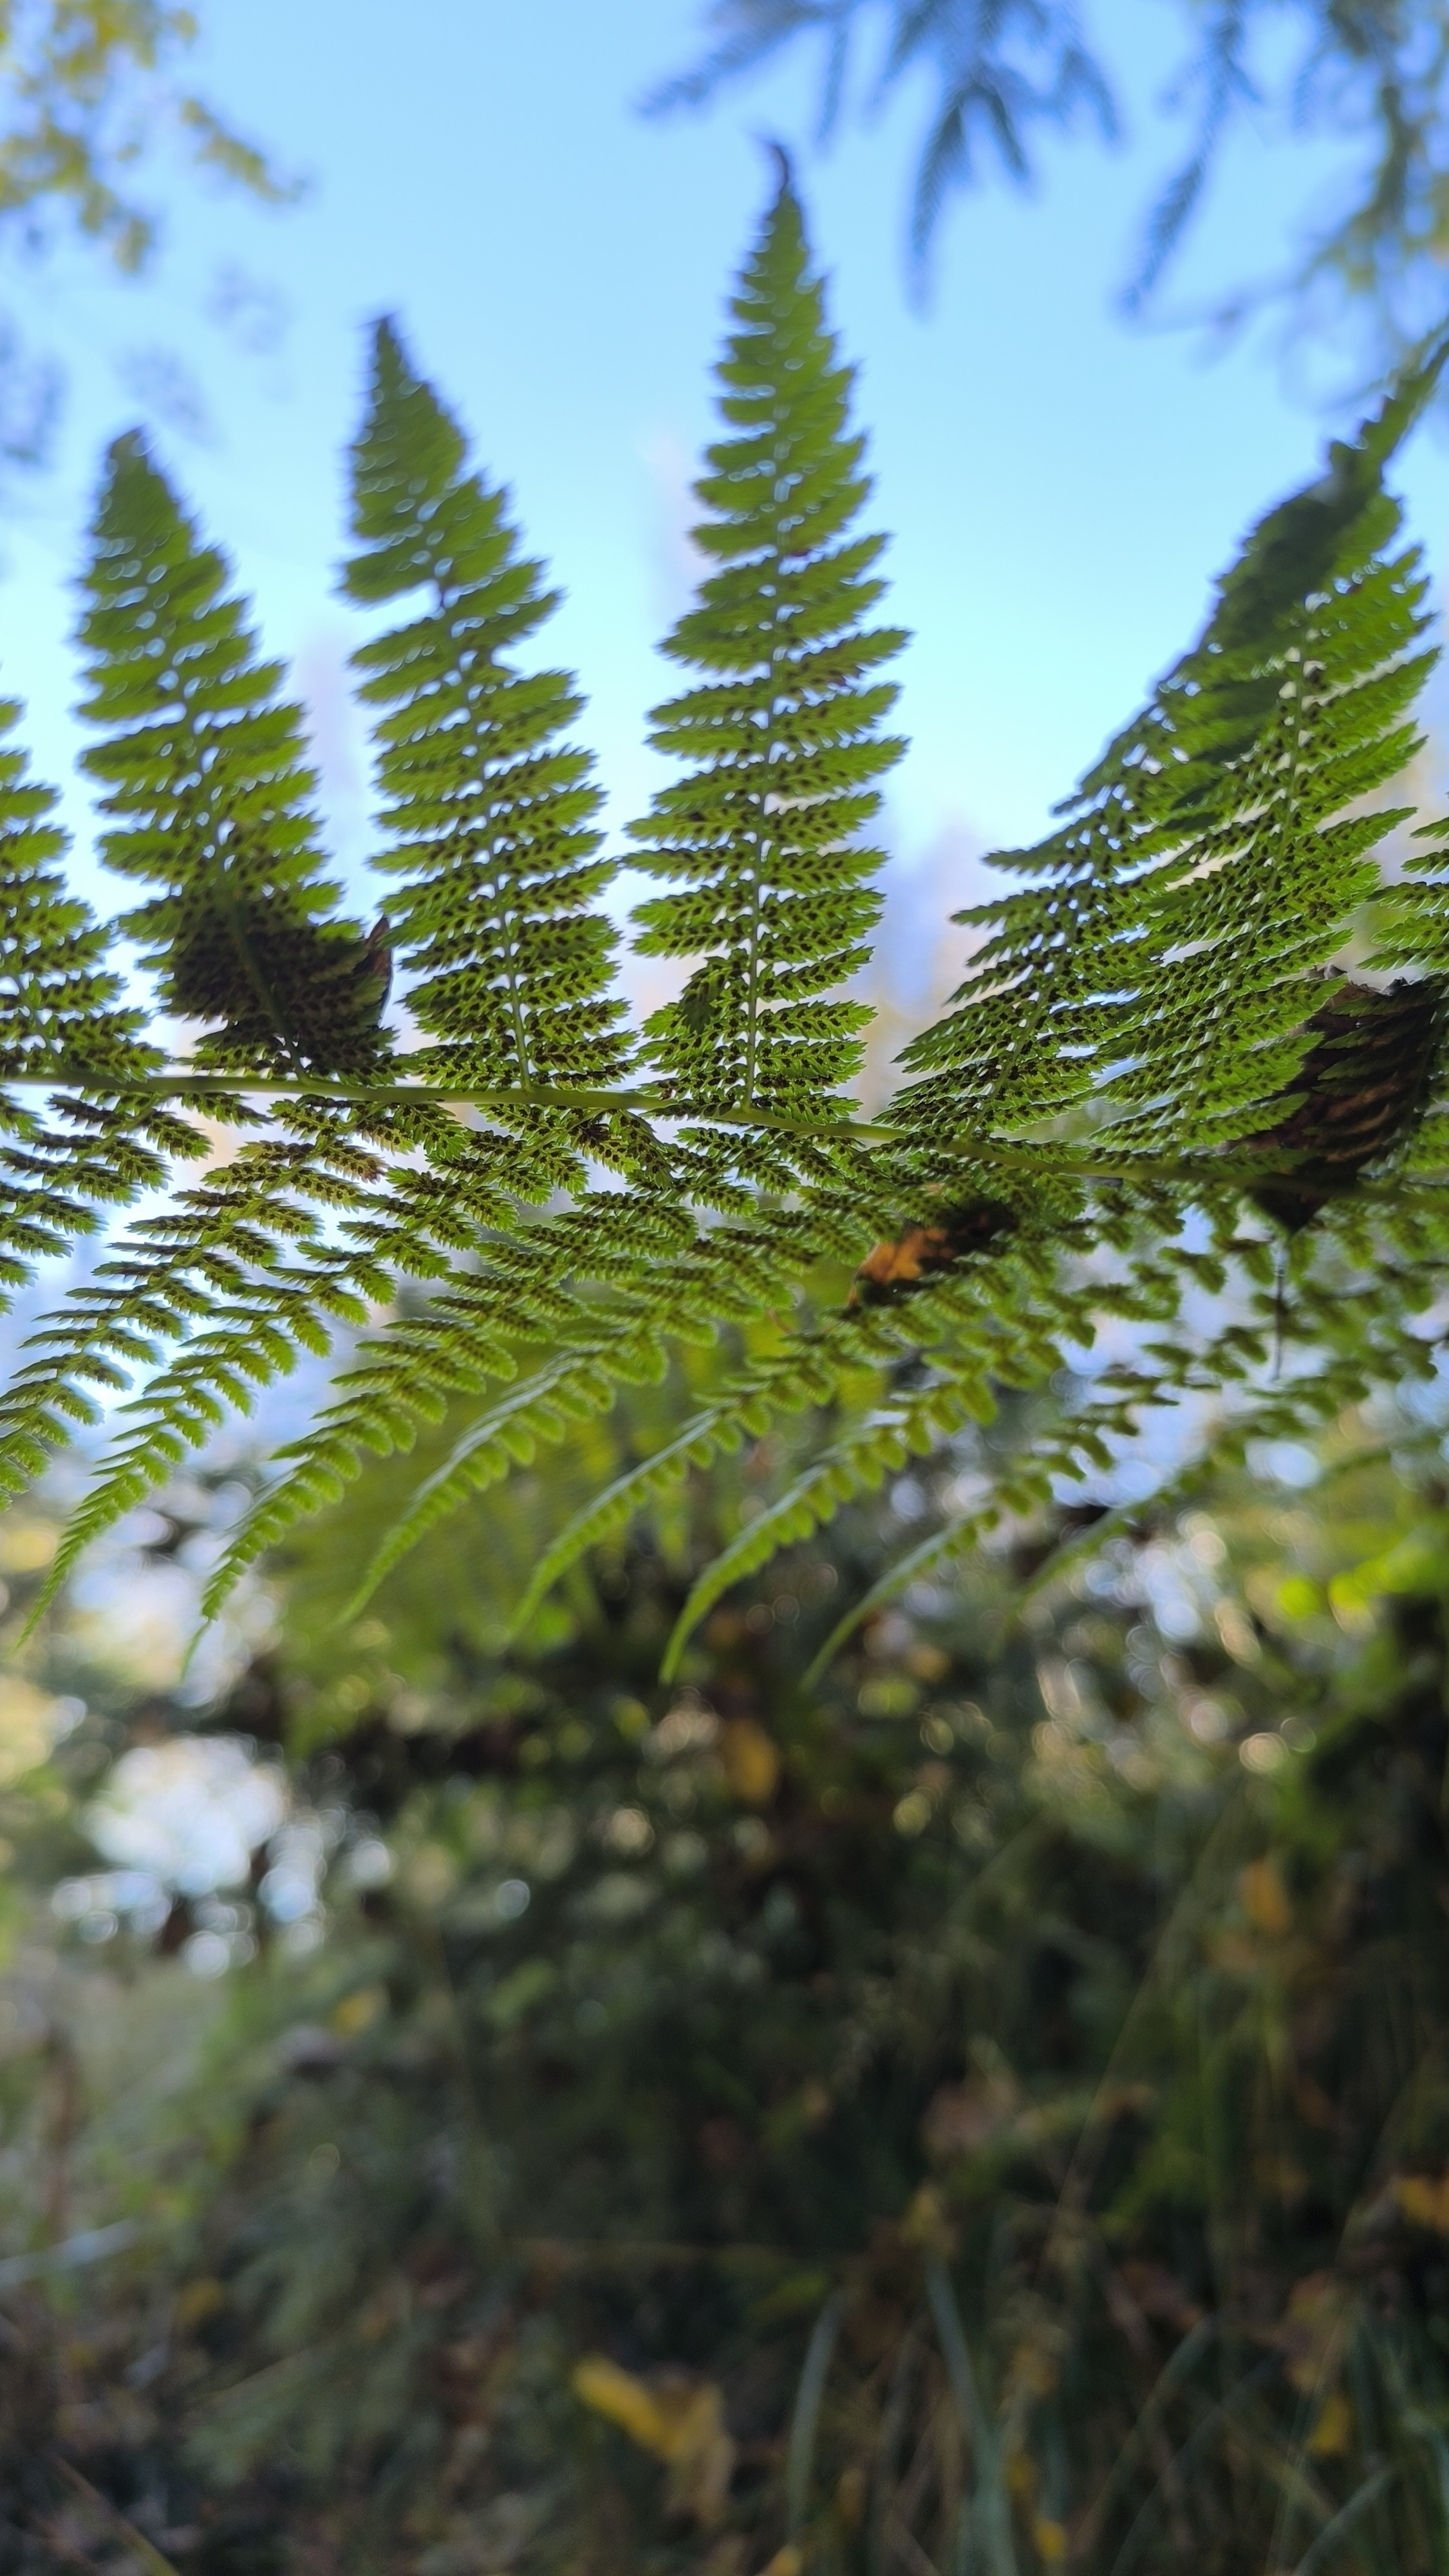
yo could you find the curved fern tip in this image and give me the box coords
[367,311,416,395]
[658,1610,696,1685]
[333,1568,386,1631]
[758,133,796,201]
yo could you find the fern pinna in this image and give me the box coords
[0,158,1446,1657]
[343,319,631,1109]
[629,159,906,1153]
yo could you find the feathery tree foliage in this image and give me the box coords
[0,2,288,274]
[648,0,1449,343]
[0,1,290,471]
[0,164,1445,1673]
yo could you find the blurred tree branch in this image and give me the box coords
[0,0,294,271]
[0,3,294,471]
[648,0,1449,352]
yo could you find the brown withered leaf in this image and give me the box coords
[571,2356,736,2524]
[1273,2271,1351,2394]
[1244,976,1444,1232]
[1239,1856,1293,1939]
[719,1716,780,1805]
[852,1198,1015,1304]
[1307,2388,1354,2457]
[1394,2168,1449,2233]
[1116,2261,1205,2334]
[922,2072,1020,2160]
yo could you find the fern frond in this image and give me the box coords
[31,1089,644,1598]
[205,1196,695,1613]
[78,431,389,1076]
[895,325,1449,1162]
[798,1218,1440,1678]
[214,1313,660,1624]
[6,178,1449,1672]
[343,319,631,1098]
[494,1286,914,1646]
[328,1351,666,1626]
[489,1180,1087,1638]
[503,1406,744,1642]
[0,699,142,1088]
[659,1364,993,1677]
[0,1135,384,1537]
[29,403,648,1565]
[730,1116,1449,1668]
[801,1515,987,1685]
[209,1181,889,1618]
[0,694,199,1292]
[628,165,906,1131]
[0,439,424,1513]
[649,1194,1141,1672]
[1370,809,1449,989]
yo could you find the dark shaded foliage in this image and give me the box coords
[3,1409,1449,2570]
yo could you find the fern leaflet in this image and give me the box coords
[628,161,906,1137]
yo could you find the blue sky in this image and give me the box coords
[5,0,1449,1007]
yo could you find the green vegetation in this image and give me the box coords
[0,2,288,274]
[0,1,288,469]
[653,0,1449,339]
[3,1388,1449,2570]
[0,171,1447,1688]
[0,129,1448,2576]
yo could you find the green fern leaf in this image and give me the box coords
[10,178,1449,1678]
[503,1408,743,1642]
[210,1183,885,1619]
[659,1369,987,1679]
[801,1516,987,1685]
[496,1186,1082,1639]
[895,325,1449,1163]
[0,435,422,1527]
[344,317,630,1096]
[628,163,906,1131]
[0,694,198,1292]
[79,431,389,1077]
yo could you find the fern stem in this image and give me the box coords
[8,1069,1441,1202]
[742,631,789,1111]
[6,1066,887,1138]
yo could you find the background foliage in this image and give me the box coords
[1,1371,1449,2571]
[0,1,288,472]
[655,0,1449,348]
